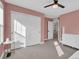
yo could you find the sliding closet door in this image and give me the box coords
[26,16,41,46]
[11,11,41,48]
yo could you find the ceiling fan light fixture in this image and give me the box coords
[44,0,65,8]
[52,4,58,8]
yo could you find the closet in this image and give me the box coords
[11,11,41,49]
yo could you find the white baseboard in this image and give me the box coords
[44,38,48,40]
[40,41,45,44]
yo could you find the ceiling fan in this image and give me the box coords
[44,0,65,8]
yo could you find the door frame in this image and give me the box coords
[48,20,53,40]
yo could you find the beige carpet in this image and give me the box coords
[7,40,77,59]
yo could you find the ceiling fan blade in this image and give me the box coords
[58,3,65,8]
[44,3,54,8]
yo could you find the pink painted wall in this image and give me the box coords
[43,17,53,40]
[0,45,4,55]
[43,17,48,40]
[60,10,79,34]
[0,1,46,55]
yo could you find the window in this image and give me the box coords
[21,25,26,37]
[0,26,3,44]
[0,2,3,44]
[16,21,22,34]
[0,6,3,25]
[14,20,26,37]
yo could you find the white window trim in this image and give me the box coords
[14,20,26,37]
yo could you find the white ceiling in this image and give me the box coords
[6,0,79,18]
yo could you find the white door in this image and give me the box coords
[26,16,41,46]
[48,21,53,40]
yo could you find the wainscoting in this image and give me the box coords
[61,34,79,49]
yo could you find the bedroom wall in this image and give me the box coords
[43,17,48,40]
[59,10,79,49]
[60,10,79,34]
[0,1,46,56]
[4,2,45,42]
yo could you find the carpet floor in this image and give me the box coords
[7,40,77,59]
